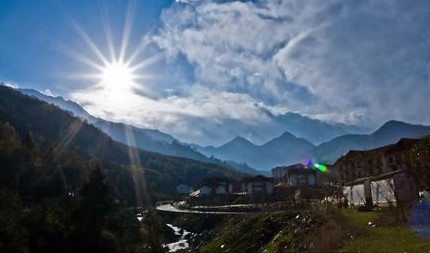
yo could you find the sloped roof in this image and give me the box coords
[241,175,273,183]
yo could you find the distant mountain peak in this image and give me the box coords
[222,136,255,147]
[380,120,409,128]
[232,136,250,142]
[277,131,297,140]
[16,87,212,162]
[373,120,428,136]
[262,131,314,147]
[313,120,430,163]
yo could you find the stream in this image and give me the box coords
[163,223,195,252]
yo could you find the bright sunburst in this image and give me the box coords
[65,2,161,108]
[61,2,161,208]
[100,61,136,93]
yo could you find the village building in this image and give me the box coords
[285,167,318,187]
[241,175,274,195]
[191,177,230,196]
[335,138,423,206]
[272,163,319,187]
[272,166,290,183]
[272,164,304,183]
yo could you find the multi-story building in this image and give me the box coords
[241,175,274,195]
[335,138,422,205]
[272,163,318,187]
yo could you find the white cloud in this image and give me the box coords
[70,0,430,145]
[3,81,18,89]
[71,83,273,145]
[153,0,430,127]
[42,89,54,97]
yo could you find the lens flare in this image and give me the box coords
[307,160,329,172]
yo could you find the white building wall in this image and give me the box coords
[343,178,396,206]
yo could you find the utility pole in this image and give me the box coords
[364,178,373,209]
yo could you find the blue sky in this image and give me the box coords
[0,0,172,91]
[1,0,430,145]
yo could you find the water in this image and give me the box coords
[163,224,194,252]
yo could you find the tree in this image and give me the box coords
[21,131,38,155]
[0,123,21,191]
[0,191,28,253]
[72,162,114,252]
[411,135,430,166]
[0,122,19,157]
[410,135,430,189]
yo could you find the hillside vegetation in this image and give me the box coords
[0,85,243,201]
[0,85,247,252]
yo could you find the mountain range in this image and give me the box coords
[19,88,261,175]
[17,87,430,171]
[196,132,315,170]
[199,120,430,170]
[257,108,370,144]
[0,85,243,201]
[312,120,430,163]
[19,88,209,161]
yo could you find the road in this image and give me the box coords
[156,203,260,215]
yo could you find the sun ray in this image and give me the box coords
[130,53,164,72]
[134,73,160,81]
[58,43,105,71]
[101,9,117,63]
[119,1,136,63]
[48,119,84,162]
[67,73,103,80]
[124,126,151,208]
[65,2,163,129]
[125,37,150,66]
[72,20,110,66]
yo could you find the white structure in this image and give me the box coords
[286,168,317,187]
[343,178,396,206]
[272,164,304,182]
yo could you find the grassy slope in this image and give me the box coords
[197,208,430,253]
[338,209,430,253]
[200,211,330,253]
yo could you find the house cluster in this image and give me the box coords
[176,137,429,208]
[183,175,275,197]
[334,138,429,207]
[272,163,318,187]
[176,163,327,198]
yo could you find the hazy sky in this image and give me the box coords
[1,0,430,145]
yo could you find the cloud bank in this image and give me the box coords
[72,0,430,145]
[153,0,430,124]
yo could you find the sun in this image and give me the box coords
[66,2,162,114]
[100,61,136,91]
